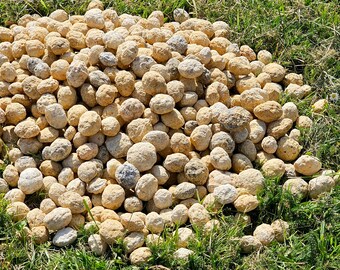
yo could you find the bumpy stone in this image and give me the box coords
[213,184,238,205]
[126,142,157,172]
[129,247,152,265]
[240,235,262,253]
[52,227,77,247]
[294,155,322,176]
[99,219,125,245]
[18,168,43,194]
[43,207,72,231]
[253,223,275,246]
[233,195,259,213]
[219,106,252,131]
[88,234,108,255]
[178,59,204,78]
[308,176,335,199]
[188,203,210,227]
[115,163,140,189]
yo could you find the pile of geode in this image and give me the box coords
[0,0,337,265]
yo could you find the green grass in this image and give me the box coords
[1,185,339,269]
[147,215,247,269]
[0,0,339,269]
[244,185,340,270]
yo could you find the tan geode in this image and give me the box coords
[0,2,335,265]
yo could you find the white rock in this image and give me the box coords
[124,232,145,254]
[174,248,193,260]
[308,176,335,199]
[43,207,72,231]
[213,184,238,204]
[52,227,77,247]
[294,155,322,176]
[88,234,107,255]
[175,227,193,248]
[18,168,43,194]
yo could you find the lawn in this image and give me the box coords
[0,0,339,269]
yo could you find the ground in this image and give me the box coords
[0,0,339,269]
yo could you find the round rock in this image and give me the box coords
[78,111,102,137]
[43,207,72,231]
[184,158,209,185]
[178,59,204,79]
[149,94,175,115]
[6,202,30,221]
[213,184,238,205]
[237,169,264,195]
[126,142,157,172]
[253,223,275,246]
[188,203,210,227]
[105,132,133,158]
[58,191,85,214]
[282,178,308,199]
[153,189,172,209]
[99,219,125,245]
[233,195,259,213]
[115,163,140,189]
[240,235,262,253]
[45,104,68,129]
[52,227,77,247]
[219,106,252,131]
[135,174,158,201]
[174,182,196,200]
[42,138,72,162]
[129,247,152,265]
[262,158,285,178]
[174,248,193,260]
[102,184,125,210]
[308,176,335,199]
[88,234,108,255]
[18,168,43,194]
[294,155,322,176]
